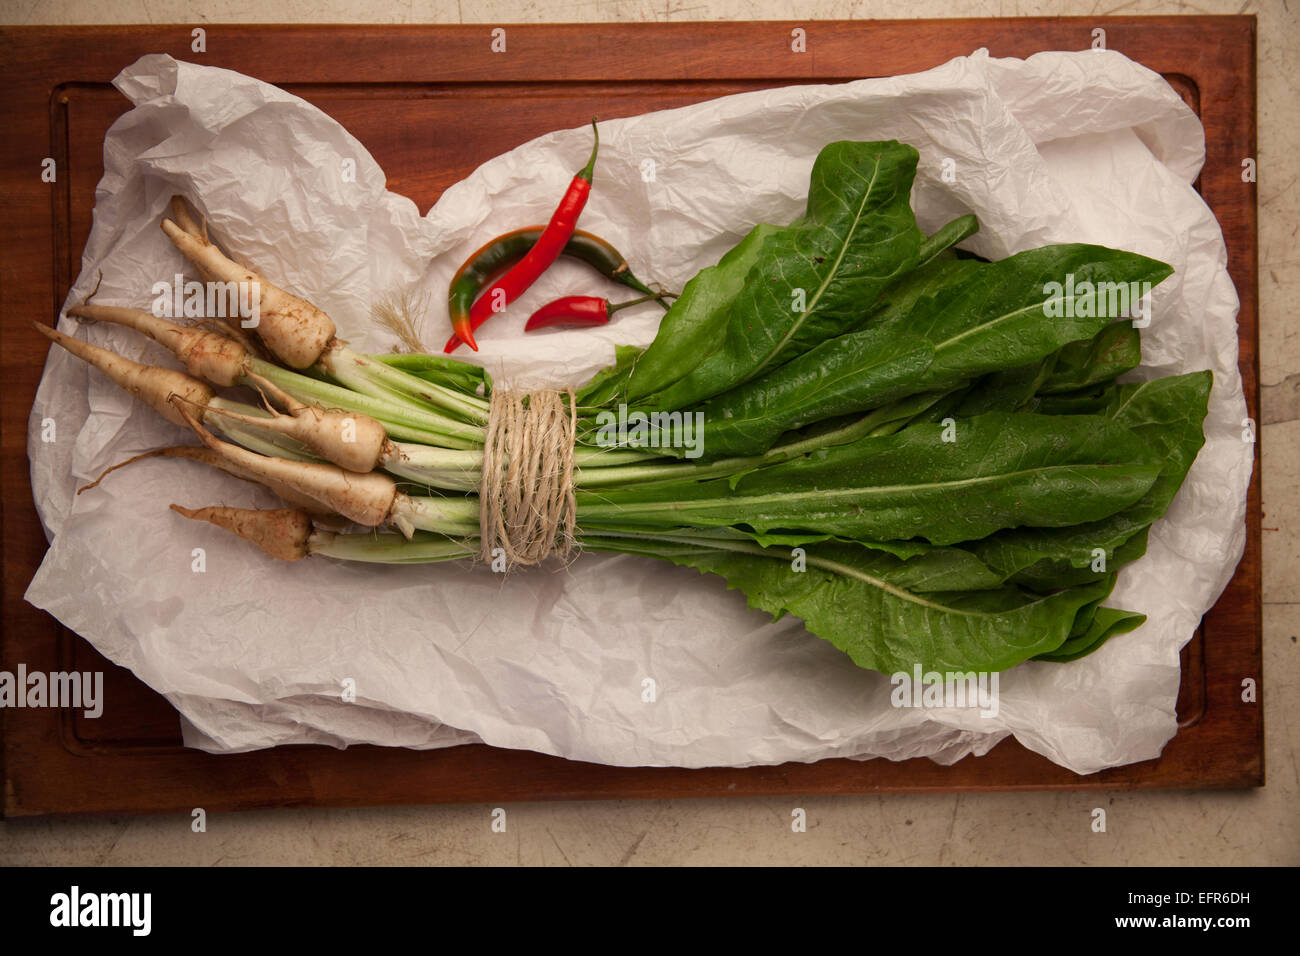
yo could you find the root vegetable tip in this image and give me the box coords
[170,504,313,562]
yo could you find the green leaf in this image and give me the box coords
[690,245,1172,457]
[689,332,937,456]
[917,214,979,266]
[582,531,1116,674]
[574,343,645,409]
[1009,526,1151,592]
[368,352,491,395]
[593,224,782,406]
[953,355,1059,417]
[549,139,1214,680]
[1033,606,1147,662]
[1029,386,1113,415]
[591,524,1000,586]
[964,371,1212,587]
[1038,321,1142,394]
[638,141,925,410]
[578,411,1162,546]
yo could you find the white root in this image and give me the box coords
[202,395,391,473]
[33,322,213,428]
[242,371,307,414]
[46,310,390,473]
[160,209,335,369]
[67,303,250,387]
[171,505,313,562]
[77,445,339,518]
[172,398,398,528]
[167,197,268,356]
[168,195,207,246]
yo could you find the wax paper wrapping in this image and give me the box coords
[25,49,1249,773]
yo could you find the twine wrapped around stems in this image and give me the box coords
[478,388,578,567]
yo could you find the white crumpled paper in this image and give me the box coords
[26,49,1249,774]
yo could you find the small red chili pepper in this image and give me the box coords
[524,292,667,331]
[449,118,600,352]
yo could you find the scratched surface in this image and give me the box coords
[0,0,1295,866]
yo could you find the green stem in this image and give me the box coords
[383,444,480,492]
[918,214,979,266]
[324,346,489,424]
[394,495,482,537]
[309,530,476,564]
[607,292,667,314]
[573,445,669,467]
[578,117,599,182]
[204,398,316,461]
[574,396,941,488]
[383,442,668,493]
[366,352,489,397]
[581,528,901,595]
[246,358,484,450]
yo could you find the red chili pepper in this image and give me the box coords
[524,292,667,331]
[449,118,600,352]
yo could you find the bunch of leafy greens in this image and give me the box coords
[562,140,1211,676]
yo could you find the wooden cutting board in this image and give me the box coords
[0,18,1261,816]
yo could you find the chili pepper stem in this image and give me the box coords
[605,292,667,315]
[525,290,678,331]
[579,118,600,183]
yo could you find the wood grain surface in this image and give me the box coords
[0,18,1261,817]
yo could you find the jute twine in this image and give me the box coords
[478,388,578,567]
